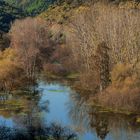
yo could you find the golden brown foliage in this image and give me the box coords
[0,48,25,91]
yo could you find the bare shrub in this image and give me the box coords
[97,87,140,111]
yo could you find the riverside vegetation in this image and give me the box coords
[0,0,140,123]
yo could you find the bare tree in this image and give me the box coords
[66,2,140,92]
[10,17,50,85]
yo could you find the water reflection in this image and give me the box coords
[68,91,140,140]
[0,82,140,140]
[0,123,77,140]
[0,88,77,140]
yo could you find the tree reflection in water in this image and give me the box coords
[68,91,140,140]
[0,83,140,140]
[0,123,77,140]
[0,89,77,140]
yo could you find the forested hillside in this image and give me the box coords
[3,0,56,15]
[0,0,57,32]
[0,1,24,32]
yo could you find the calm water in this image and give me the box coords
[0,81,140,140]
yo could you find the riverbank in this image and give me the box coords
[0,80,140,140]
[40,71,140,115]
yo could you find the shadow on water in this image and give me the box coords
[0,81,140,140]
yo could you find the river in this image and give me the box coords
[0,81,140,140]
